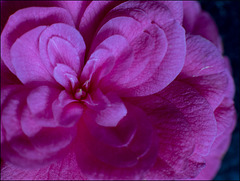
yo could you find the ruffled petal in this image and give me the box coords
[1,7,74,74]
[79,1,123,47]
[1,85,78,168]
[178,35,228,110]
[88,1,185,96]
[10,26,54,84]
[39,23,86,75]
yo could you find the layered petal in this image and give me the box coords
[183,1,222,51]
[76,103,158,179]
[1,7,74,74]
[39,23,86,75]
[88,1,185,97]
[1,85,79,168]
[128,80,217,178]
[178,35,228,110]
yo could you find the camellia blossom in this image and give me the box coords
[0,1,236,180]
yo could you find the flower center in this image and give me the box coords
[74,88,87,100]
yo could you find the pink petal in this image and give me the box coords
[1,152,85,180]
[183,1,201,32]
[1,7,74,74]
[159,81,217,156]
[39,23,86,75]
[90,1,185,96]
[178,35,228,109]
[120,20,185,96]
[79,1,123,47]
[10,26,55,84]
[129,80,217,158]
[53,64,78,92]
[214,98,236,137]
[183,1,222,52]
[84,89,127,127]
[55,1,90,26]
[76,103,157,179]
[161,1,183,23]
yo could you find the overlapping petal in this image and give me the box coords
[178,35,228,110]
[1,7,74,75]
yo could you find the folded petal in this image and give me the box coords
[39,23,86,75]
[1,7,74,74]
[178,35,228,110]
[1,85,78,168]
[79,1,123,47]
[10,26,55,84]
[89,1,185,96]
[183,1,222,52]
[56,1,90,26]
[84,89,127,127]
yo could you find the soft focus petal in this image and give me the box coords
[183,1,222,52]
[76,103,158,179]
[1,152,85,180]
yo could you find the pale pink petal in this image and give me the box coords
[10,26,55,84]
[178,35,228,109]
[1,152,85,180]
[1,7,74,74]
[39,23,86,75]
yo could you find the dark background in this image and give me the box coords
[199,1,239,180]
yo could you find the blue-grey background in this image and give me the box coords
[199,1,240,180]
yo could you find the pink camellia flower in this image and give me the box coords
[1,1,236,180]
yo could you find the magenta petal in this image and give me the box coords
[178,35,228,109]
[1,152,85,180]
[56,1,90,26]
[84,89,127,127]
[183,1,201,32]
[214,98,236,137]
[39,23,86,75]
[10,26,55,84]
[161,1,183,23]
[160,81,217,156]
[120,20,185,96]
[76,103,157,179]
[79,1,122,47]
[52,90,83,127]
[53,63,78,91]
[1,7,74,74]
